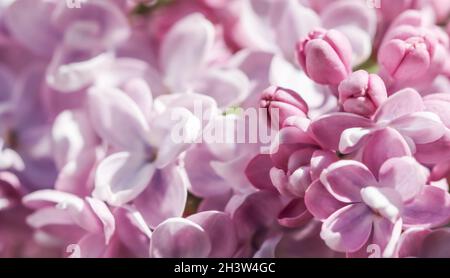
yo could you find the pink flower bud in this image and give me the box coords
[260,86,308,127]
[338,70,388,117]
[296,28,352,85]
[379,35,435,82]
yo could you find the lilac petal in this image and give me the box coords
[134,166,188,229]
[390,112,445,144]
[360,187,403,223]
[320,160,376,203]
[150,108,201,169]
[0,147,24,172]
[310,150,338,181]
[153,93,217,130]
[42,194,102,236]
[245,154,276,192]
[302,35,351,85]
[268,57,337,118]
[188,211,238,258]
[52,0,130,49]
[93,152,155,206]
[12,65,49,129]
[320,204,373,253]
[47,48,114,93]
[228,191,283,241]
[203,116,245,161]
[26,206,76,229]
[336,26,372,67]
[287,165,312,197]
[253,233,283,258]
[16,123,58,189]
[4,0,60,57]
[374,88,424,123]
[114,206,152,258]
[321,1,376,41]
[339,127,371,154]
[270,123,317,171]
[23,189,84,210]
[160,13,214,91]
[52,110,97,169]
[415,132,450,165]
[198,191,232,213]
[270,167,291,197]
[275,220,344,258]
[419,229,450,258]
[310,112,373,151]
[277,198,312,228]
[23,190,103,239]
[379,157,428,202]
[55,149,97,196]
[402,185,450,228]
[76,233,108,258]
[210,154,255,193]
[431,161,450,182]
[150,218,211,258]
[271,139,313,175]
[95,58,159,102]
[151,94,216,168]
[26,208,87,243]
[287,148,316,173]
[321,1,377,65]
[274,0,320,61]
[41,86,87,120]
[424,93,450,128]
[0,172,23,210]
[228,50,274,96]
[362,127,411,175]
[305,180,345,221]
[229,1,277,53]
[396,227,431,258]
[87,87,149,152]
[85,197,115,244]
[119,78,153,120]
[184,145,231,197]
[194,68,249,108]
[372,217,402,258]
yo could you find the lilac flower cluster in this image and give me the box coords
[0,0,449,258]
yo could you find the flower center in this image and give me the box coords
[360,186,401,223]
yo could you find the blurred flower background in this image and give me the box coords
[0,0,450,258]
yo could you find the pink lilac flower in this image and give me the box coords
[305,156,450,256]
[0,0,449,259]
[311,88,445,172]
[23,190,117,258]
[88,84,216,225]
